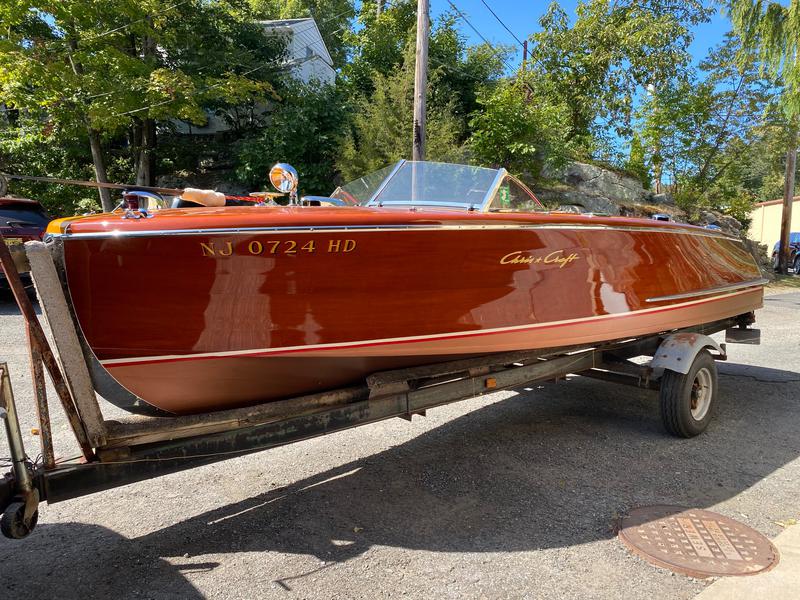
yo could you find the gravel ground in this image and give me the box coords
[0,291,798,600]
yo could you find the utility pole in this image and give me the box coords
[778,128,797,274]
[412,0,429,161]
[522,39,531,102]
[377,0,382,18]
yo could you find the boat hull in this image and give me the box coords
[54,208,765,414]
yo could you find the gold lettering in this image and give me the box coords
[543,250,564,264]
[219,241,233,256]
[248,241,263,255]
[200,242,215,257]
[501,249,581,267]
[500,251,534,265]
[543,250,580,268]
[328,239,341,252]
[284,240,297,254]
[343,239,356,252]
[302,240,316,253]
[267,241,280,254]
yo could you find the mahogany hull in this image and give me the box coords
[52,207,764,414]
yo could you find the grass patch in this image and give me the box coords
[768,274,800,289]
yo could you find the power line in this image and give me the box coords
[477,0,525,47]
[445,0,518,74]
[445,0,541,102]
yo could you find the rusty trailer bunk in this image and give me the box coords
[0,238,760,539]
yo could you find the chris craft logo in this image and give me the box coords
[500,249,581,268]
[200,239,356,257]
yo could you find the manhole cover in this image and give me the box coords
[618,505,779,578]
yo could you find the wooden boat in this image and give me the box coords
[45,161,765,415]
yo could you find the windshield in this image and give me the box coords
[0,204,51,228]
[370,161,500,208]
[331,161,543,211]
[330,163,399,205]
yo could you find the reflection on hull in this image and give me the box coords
[56,207,765,414]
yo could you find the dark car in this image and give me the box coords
[771,232,800,272]
[0,197,51,286]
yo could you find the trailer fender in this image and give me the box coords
[650,333,725,376]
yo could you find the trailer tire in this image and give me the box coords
[1,501,38,539]
[659,349,717,438]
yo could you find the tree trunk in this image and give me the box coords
[135,118,156,187]
[87,129,113,212]
[67,35,113,212]
[777,126,798,274]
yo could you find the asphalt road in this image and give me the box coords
[0,291,799,600]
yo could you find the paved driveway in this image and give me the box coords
[1,292,798,599]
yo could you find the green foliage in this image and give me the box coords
[624,133,651,189]
[526,0,711,142]
[635,33,778,218]
[236,83,349,195]
[343,0,418,96]
[337,54,466,181]
[0,123,130,216]
[730,0,800,117]
[469,80,573,178]
[0,0,285,212]
[337,9,505,181]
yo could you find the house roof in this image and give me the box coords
[259,18,313,27]
[257,17,334,70]
[754,196,800,207]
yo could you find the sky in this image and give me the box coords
[429,0,734,72]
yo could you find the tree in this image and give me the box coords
[0,1,283,211]
[338,8,506,180]
[730,0,800,273]
[337,51,465,180]
[624,133,651,189]
[635,34,776,220]
[525,0,712,146]
[236,83,349,195]
[469,80,573,179]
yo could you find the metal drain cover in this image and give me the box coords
[618,505,779,578]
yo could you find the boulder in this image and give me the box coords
[650,192,675,206]
[540,161,650,215]
[536,189,621,215]
[693,209,742,236]
[719,215,742,231]
[741,238,775,281]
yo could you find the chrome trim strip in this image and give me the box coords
[376,200,482,208]
[480,167,507,213]
[365,159,405,205]
[52,222,741,241]
[645,278,768,303]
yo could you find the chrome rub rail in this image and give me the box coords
[645,278,769,303]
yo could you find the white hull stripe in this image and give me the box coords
[100,287,762,368]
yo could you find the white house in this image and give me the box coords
[174,17,335,134]
[260,18,335,86]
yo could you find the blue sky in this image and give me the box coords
[430,1,734,72]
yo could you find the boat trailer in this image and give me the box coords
[0,239,760,539]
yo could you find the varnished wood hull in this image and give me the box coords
[51,207,764,414]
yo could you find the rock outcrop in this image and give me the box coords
[538,161,651,215]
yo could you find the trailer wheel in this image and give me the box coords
[0,501,38,539]
[659,349,717,438]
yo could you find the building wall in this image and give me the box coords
[748,197,800,251]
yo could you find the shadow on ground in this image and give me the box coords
[1,358,799,597]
